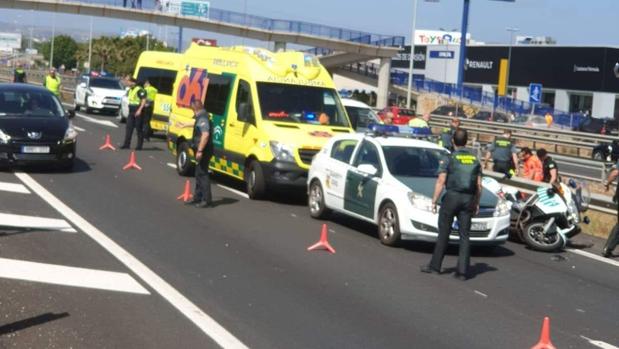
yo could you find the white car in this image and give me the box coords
[340,98,381,132]
[307,128,511,246]
[117,94,129,123]
[74,76,125,114]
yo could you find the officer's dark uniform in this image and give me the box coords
[542,156,559,183]
[439,127,455,151]
[603,159,619,257]
[192,109,213,205]
[429,148,481,276]
[13,68,26,83]
[488,137,516,176]
[121,84,147,150]
[143,84,158,140]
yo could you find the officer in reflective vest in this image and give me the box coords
[484,129,519,178]
[43,68,62,98]
[143,79,158,141]
[120,78,147,150]
[13,64,27,83]
[438,117,460,152]
[422,129,481,280]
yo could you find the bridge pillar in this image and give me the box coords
[274,41,287,52]
[377,57,391,109]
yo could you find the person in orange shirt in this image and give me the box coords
[520,147,543,182]
[545,113,553,127]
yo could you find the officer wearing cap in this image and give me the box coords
[537,148,560,186]
[484,129,519,178]
[184,99,213,208]
[421,129,482,281]
[439,117,460,151]
[120,78,147,150]
[143,79,158,141]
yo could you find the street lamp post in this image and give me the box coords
[406,0,419,109]
[505,27,519,99]
[50,13,56,69]
[88,17,93,73]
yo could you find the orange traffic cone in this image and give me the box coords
[307,224,336,253]
[99,134,116,151]
[122,151,142,171]
[530,317,557,349]
[177,179,193,202]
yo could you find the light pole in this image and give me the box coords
[88,17,93,73]
[505,27,519,98]
[406,0,419,109]
[50,13,56,69]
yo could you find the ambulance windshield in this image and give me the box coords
[257,82,350,127]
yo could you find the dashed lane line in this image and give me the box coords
[567,248,619,268]
[14,172,248,349]
[76,113,118,128]
[216,184,249,199]
[0,212,76,233]
[580,335,619,349]
[0,258,150,295]
[0,181,30,194]
[73,125,86,132]
[166,162,176,169]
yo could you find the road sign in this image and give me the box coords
[529,83,542,104]
[180,0,210,18]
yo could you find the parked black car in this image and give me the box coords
[472,110,510,123]
[574,117,618,135]
[0,84,77,170]
[592,140,619,162]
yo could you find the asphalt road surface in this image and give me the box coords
[0,110,618,349]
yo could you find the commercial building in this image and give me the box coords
[0,32,22,53]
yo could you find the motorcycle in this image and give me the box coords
[483,177,591,252]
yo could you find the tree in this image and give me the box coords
[40,35,78,69]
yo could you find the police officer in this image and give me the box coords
[484,129,519,178]
[421,129,482,281]
[13,63,27,83]
[143,79,158,141]
[43,68,62,99]
[184,99,213,208]
[537,148,560,186]
[603,160,619,258]
[439,117,460,151]
[120,78,147,150]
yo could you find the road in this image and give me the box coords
[0,110,618,348]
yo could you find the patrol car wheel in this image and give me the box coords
[246,160,266,200]
[84,96,93,114]
[176,142,194,177]
[378,203,401,246]
[309,180,330,219]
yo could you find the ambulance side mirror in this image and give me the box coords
[358,164,378,177]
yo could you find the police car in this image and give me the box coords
[307,125,511,246]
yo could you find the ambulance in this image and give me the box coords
[134,43,353,199]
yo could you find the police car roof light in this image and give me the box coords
[366,123,433,139]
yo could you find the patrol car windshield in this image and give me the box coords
[383,146,447,177]
[0,90,64,118]
[256,82,350,127]
[89,78,123,90]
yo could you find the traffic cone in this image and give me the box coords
[530,317,557,349]
[99,134,116,151]
[122,151,142,171]
[177,179,193,202]
[307,224,335,253]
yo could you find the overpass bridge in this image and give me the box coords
[1,0,404,107]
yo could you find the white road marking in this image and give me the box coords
[0,181,30,194]
[76,113,118,128]
[0,258,149,295]
[474,290,488,298]
[0,212,76,233]
[567,248,619,268]
[73,126,86,132]
[166,162,176,169]
[580,335,619,349]
[15,172,248,349]
[216,184,249,199]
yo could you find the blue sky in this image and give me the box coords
[1,0,618,47]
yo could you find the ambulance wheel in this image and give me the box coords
[246,160,266,200]
[176,142,194,177]
[309,180,330,219]
[378,202,401,246]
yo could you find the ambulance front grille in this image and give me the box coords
[298,148,319,166]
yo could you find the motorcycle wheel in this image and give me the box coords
[522,220,565,252]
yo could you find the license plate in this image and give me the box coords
[22,146,50,154]
[105,99,121,105]
[452,220,488,231]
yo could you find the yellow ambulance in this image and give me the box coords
[135,43,353,199]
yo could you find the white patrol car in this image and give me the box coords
[307,126,511,246]
[74,76,125,114]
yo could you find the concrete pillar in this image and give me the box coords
[516,87,529,102]
[555,89,570,112]
[273,41,286,52]
[377,57,391,109]
[592,92,616,118]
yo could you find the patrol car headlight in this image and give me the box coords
[269,141,295,163]
[0,129,11,144]
[63,125,78,143]
[408,192,434,212]
[494,199,512,217]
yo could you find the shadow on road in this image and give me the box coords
[443,263,499,279]
[4,158,92,174]
[0,312,70,336]
[211,197,239,208]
